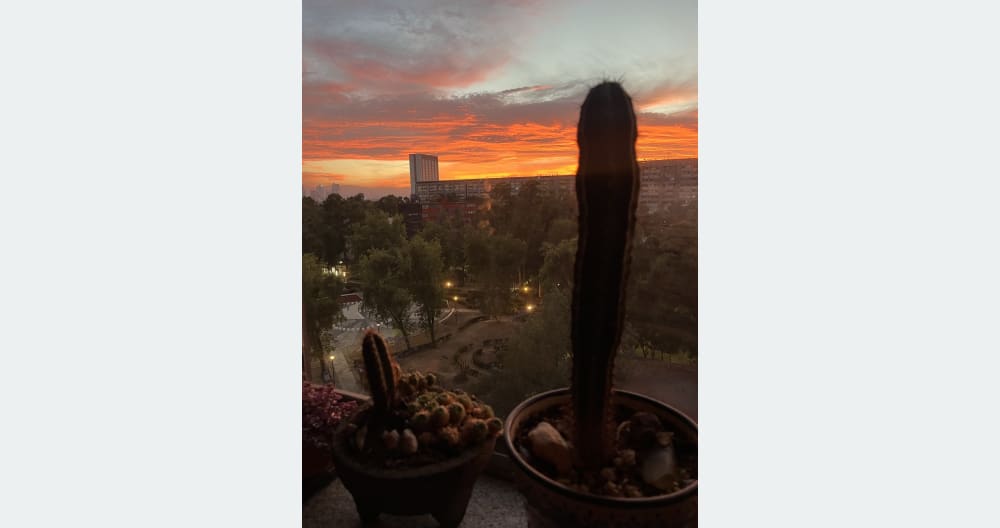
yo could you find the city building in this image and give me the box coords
[637,159,698,216]
[408,154,439,196]
[413,175,574,204]
[409,157,697,230]
[419,199,481,224]
[307,183,341,202]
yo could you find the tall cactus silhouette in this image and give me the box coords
[570,81,640,469]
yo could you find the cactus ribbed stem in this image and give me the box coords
[570,82,640,469]
[362,330,398,415]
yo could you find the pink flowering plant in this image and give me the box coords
[303,381,358,450]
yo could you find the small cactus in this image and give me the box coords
[456,394,474,411]
[436,392,454,406]
[430,406,450,428]
[361,330,399,416]
[399,429,418,455]
[359,330,401,450]
[470,404,494,419]
[461,419,488,445]
[438,426,461,447]
[486,417,503,437]
[410,410,431,432]
[447,402,466,425]
[382,429,400,450]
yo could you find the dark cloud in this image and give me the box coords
[303,1,540,94]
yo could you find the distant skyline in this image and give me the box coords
[304,0,697,196]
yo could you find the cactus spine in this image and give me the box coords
[570,81,640,469]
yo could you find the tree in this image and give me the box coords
[463,227,493,280]
[545,217,577,245]
[318,193,346,266]
[539,237,577,293]
[355,248,416,352]
[468,287,571,416]
[407,237,446,345]
[303,253,345,380]
[464,230,525,317]
[347,209,406,261]
[625,226,698,359]
[320,193,373,265]
[485,180,577,281]
[375,195,402,216]
[303,197,326,259]
[418,215,468,275]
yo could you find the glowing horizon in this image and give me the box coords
[304,0,697,192]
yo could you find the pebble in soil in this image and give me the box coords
[516,404,697,498]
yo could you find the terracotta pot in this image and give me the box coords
[331,405,498,528]
[504,388,698,528]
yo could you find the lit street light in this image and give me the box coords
[526,304,535,313]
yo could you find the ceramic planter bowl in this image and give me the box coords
[331,404,498,528]
[504,388,698,528]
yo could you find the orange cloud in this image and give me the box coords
[303,86,696,189]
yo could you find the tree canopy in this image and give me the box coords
[355,247,416,351]
[302,253,345,360]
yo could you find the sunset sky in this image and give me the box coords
[303,0,697,196]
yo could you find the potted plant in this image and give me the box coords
[331,330,504,527]
[302,380,358,496]
[502,82,698,527]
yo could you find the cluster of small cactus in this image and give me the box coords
[351,330,501,459]
[395,370,437,400]
[401,388,502,451]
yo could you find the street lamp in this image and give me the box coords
[526,304,535,312]
[445,281,453,288]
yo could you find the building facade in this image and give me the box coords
[637,159,698,216]
[413,175,574,204]
[408,154,440,196]
[410,159,697,229]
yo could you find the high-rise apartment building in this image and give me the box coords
[409,154,439,196]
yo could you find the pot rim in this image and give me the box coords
[503,387,698,506]
[332,403,495,480]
